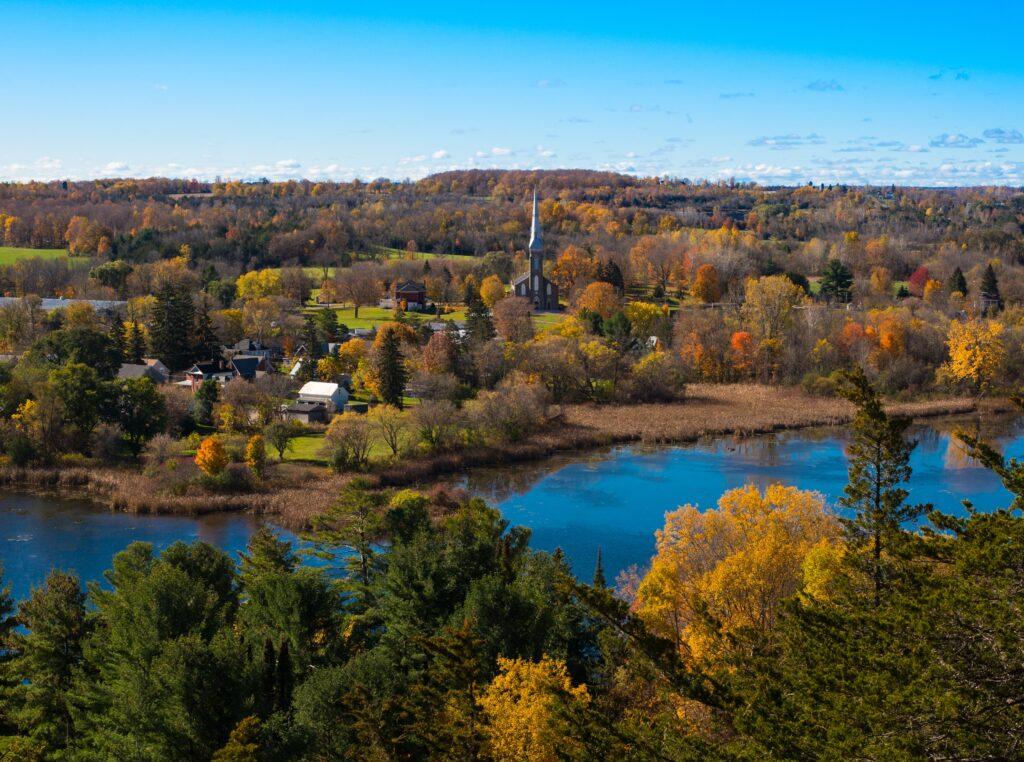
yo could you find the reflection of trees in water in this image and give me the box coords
[462,414,1023,501]
[463,448,622,503]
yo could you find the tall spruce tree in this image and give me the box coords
[593,547,607,588]
[948,266,968,296]
[373,327,407,407]
[464,294,495,346]
[150,282,195,370]
[837,368,925,605]
[193,298,220,361]
[126,320,146,364]
[981,263,1002,311]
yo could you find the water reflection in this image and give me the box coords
[1,414,1021,600]
[463,414,1024,581]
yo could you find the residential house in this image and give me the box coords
[296,381,349,412]
[184,360,236,389]
[117,358,170,384]
[281,401,329,424]
[392,280,428,310]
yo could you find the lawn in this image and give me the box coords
[532,311,568,331]
[376,246,477,262]
[285,434,329,465]
[0,246,68,265]
[313,305,467,330]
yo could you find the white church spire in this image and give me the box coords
[528,189,543,251]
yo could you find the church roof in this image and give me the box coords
[528,189,543,251]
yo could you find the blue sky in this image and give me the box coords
[4,1,1024,185]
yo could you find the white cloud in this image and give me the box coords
[431,149,449,159]
[490,147,512,156]
[982,128,1023,144]
[275,159,301,170]
[748,133,826,150]
[103,161,130,173]
[929,133,983,149]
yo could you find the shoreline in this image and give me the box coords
[0,385,998,527]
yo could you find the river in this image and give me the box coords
[0,414,1020,600]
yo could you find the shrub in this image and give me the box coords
[465,376,549,444]
[411,400,464,453]
[624,351,686,402]
[320,413,372,473]
[144,434,181,471]
[245,434,267,479]
[195,436,229,476]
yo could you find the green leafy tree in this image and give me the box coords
[49,362,108,451]
[194,379,219,428]
[264,420,300,461]
[27,326,122,379]
[115,377,167,457]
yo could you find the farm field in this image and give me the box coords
[0,246,67,265]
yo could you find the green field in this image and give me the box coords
[376,246,477,262]
[312,305,468,330]
[532,311,568,331]
[0,247,68,265]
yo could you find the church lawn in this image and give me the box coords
[320,305,468,329]
[531,312,567,331]
[0,246,68,265]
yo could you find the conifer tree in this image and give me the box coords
[465,294,495,346]
[193,298,220,361]
[948,266,968,296]
[11,571,88,756]
[837,368,924,605]
[593,547,607,588]
[126,320,146,364]
[373,327,407,407]
[150,282,195,370]
[981,263,1002,310]
[819,259,853,303]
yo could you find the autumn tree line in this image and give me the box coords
[1,374,1023,759]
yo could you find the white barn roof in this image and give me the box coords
[298,381,340,397]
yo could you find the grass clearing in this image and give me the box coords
[314,305,467,330]
[532,311,567,331]
[376,246,477,262]
[0,247,68,265]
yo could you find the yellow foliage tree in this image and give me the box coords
[635,483,841,664]
[549,244,597,295]
[941,318,1005,398]
[335,338,367,374]
[623,301,669,340]
[479,275,506,308]
[478,657,590,762]
[245,434,266,479]
[195,436,229,476]
[573,281,620,319]
[690,263,721,303]
[235,270,282,300]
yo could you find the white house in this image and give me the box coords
[296,381,349,412]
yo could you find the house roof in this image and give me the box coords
[284,401,325,413]
[298,381,341,397]
[394,280,426,292]
[188,361,224,376]
[118,363,152,379]
[231,356,261,378]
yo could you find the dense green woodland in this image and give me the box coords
[2,379,1024,760]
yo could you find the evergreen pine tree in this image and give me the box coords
[981,263,1002,310]
[837,368,925,605]
[193,298,220,361]
[819,259,853,303]
[109,317,126,362]
[464,294,495,346]
[302,316,322,361]
[11,571,88,756]
[275,640,293,711]
[126,320,146,364]
[0,565,18,739]
[596,260,625,294]
[150,282,195,370]
[593,547,607,588]
[373,328,407,407]
[948,266,968,296]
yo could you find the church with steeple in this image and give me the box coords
[511,190,559,310]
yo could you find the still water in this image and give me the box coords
[0,414,1021,600]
